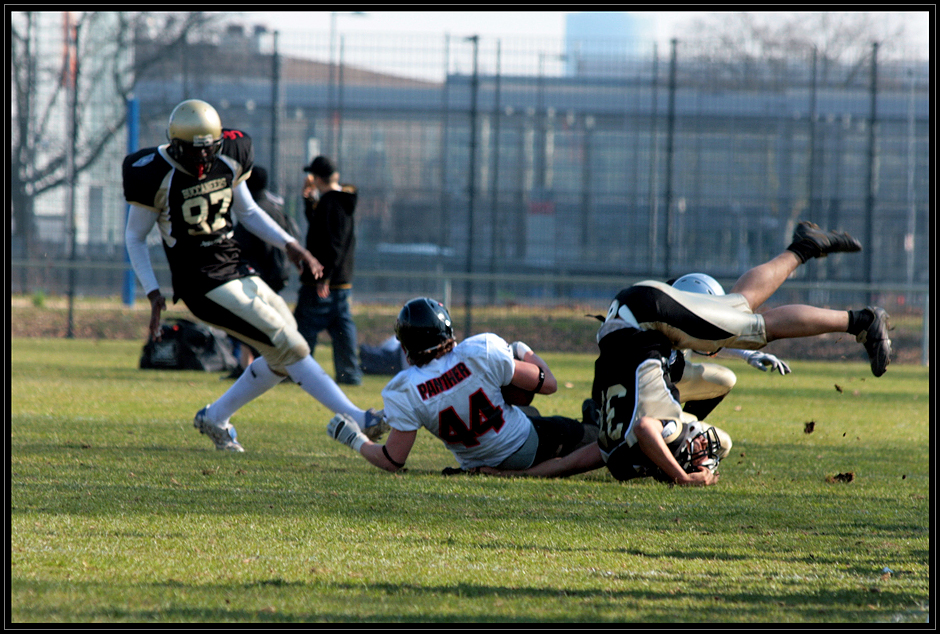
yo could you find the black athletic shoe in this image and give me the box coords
[856,306,891,377]
[791,221,862,259]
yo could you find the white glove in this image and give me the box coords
[327,413,369,452]
[510,341,533,361]
[745,351,791,375]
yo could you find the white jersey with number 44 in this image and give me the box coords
[381,333,531,469]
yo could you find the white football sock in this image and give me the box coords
[209,356,284,423]
[286,356,366,425]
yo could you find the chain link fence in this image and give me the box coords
[10,14,930,362]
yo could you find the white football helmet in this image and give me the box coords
[671,273,725,296]
[676,421,730,474]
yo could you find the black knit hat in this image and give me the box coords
[303,155,336,178]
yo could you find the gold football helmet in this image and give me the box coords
[166,99,223,177]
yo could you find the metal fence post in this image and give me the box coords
[122,97,139,306]
[922,292,930,367]
[269,31,280,192]
[663,38,677,279]
[65,15,79,338]
[864,41,879,304]
[463,35,479,339]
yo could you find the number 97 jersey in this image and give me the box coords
[122,129,254,299]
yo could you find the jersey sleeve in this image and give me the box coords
[381,372,424,433]
[220,129,253,186]
[461,333,516,386]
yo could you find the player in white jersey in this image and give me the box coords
[326,298,598,472]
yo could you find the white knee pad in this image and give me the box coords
[678,361,737,402]
[264,327,311,374]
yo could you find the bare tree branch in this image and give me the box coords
[11,11,220,241]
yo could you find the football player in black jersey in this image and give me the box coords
[124,99,386,452]
[479,221,891,486]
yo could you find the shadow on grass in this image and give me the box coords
[9,577,929,623]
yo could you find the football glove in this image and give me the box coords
[510,341,533,360]
[745,351,791,375]
[327,413,369,452]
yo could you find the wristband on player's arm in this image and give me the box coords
[382,445,405,468]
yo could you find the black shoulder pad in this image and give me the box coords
[122,146,171,208]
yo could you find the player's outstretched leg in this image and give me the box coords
[731,221,862,311]
[762,304,892,377]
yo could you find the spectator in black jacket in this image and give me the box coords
[294,155,362,385]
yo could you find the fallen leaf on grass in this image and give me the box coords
[834,384,843,393]
[804,421,816,434]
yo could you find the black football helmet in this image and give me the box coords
[395,298,454,358]
[166,99,223,179]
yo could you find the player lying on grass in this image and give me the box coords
[326,297,598,473]
[478,221,892,486]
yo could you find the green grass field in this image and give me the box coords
[10,338,930,624]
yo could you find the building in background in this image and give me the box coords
[12,12,931,308]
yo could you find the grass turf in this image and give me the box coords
[10,338,930,623]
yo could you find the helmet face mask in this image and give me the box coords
[169,138,222,177]
[166,99,223,178]
[678,424,723,474]
[395,298,454,363]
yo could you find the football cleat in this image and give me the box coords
[362,408,390,442]
[791,221,862,259]
[856,307,891,377]
[193,405,244,452]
